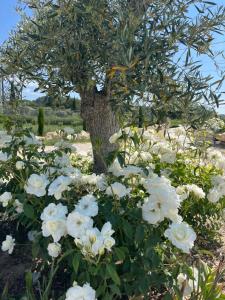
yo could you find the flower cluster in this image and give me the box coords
[0,126,224,299]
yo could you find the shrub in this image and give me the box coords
[38,107,45,136]
[0,126,224,299]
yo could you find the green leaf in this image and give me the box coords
[106,264,121,285]
[122,220,133,240]
[23,204,35,219]
[114,247,126,261]
[72,253,80,274]
[135,225,145,244]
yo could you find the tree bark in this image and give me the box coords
[80,88,120,174]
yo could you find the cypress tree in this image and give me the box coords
[37,107,44,136]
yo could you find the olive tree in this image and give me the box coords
[1,0,225,172]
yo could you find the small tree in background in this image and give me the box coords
[37,107,44,136]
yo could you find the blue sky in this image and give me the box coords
[1,0,225,113]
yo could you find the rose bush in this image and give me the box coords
[0,126,225,299]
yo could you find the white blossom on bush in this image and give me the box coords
[66,211,93,238]
[22,133,40,146]
[0,151,11,162]
[186,184,205,199]
[0,191,12,207]
[108,159,123,177]
[47,242,62,258]
[16,160,25,170]
[14,199,24,213]
[41,203,68,221]
[54,154,72,168]
[106,182,130,198]
[42,219,67,242]
[25,174,49,197]
[121,165,143,178]
[65,282,96,300]
[164,222,196,253]
[75,194,98,217]
[75,221,115,257]
[160,149,176,164]
[1,235,15,254]
[48,175,72,200]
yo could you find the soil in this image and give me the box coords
[0,220,32,297]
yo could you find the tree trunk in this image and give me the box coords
[80,88,120,174]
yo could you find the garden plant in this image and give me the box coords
[0,125,225,299]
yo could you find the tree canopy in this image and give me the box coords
[1,0,225,108]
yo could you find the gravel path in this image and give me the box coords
[45,142,92,155]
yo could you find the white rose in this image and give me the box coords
[207,188,221,203]
[103,237,115,251]
[23,133,40,146]
[0,192,12,207]
[121,165,143,178]
[164,222,196,253]
[42,219,67,242]
[48,176,72,200]
[176,186,189,201]
[47,242,61,258]
[65,282,96,300]
[41,203,68,221]
[54,154,71,168]
[75,194,98,217]
[186,184,205,199]
[25,174,49,197]
[66,211,93,239]
[16,161,25,170]
[14,199,24,213]
[106,182,130,198]
[101,222,114,239]
[91,237,104,256]
[0,151,11,162]
[1,235,15,254]
[108,159,123,177]
[142,199,163,225]
[160,148,176,164]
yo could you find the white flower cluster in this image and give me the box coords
[207,149,225,173]
[141,175,181,224]
[24,173,72,200]
[25,174,49,197]
[206,117,224,132]
[164,222,196,254]
[176,184,205,201]
[41,195,115,258]
[22,133,41,146]
[0,192,12,207]
[106,182,130,198]
[1,235,15,254]
[0,131,12,147]
[66,282,96,300]
[141,175,196,253]
[41,203,68,243]
[0,150,11,162]
[208,175,225,203]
